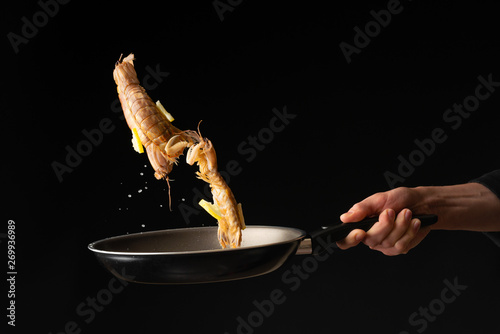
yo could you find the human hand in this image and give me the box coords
[336,187,432,256]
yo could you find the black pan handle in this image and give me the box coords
[318,214,437,241]
[306,214,438,254]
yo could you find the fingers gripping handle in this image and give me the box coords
[303,214,438,255]
[317,214,438,241]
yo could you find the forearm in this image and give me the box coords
[414,183,500,231]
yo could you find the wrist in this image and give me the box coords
[412,186,438,216]
[412,185,462,230]
[412,183,500,231]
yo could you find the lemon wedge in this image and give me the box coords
[131,128,144,153]
[199,199,222,220]
[156,100,175,122]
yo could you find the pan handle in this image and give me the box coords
[302,214,438,255]
[318,214,438,240]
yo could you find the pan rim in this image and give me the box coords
[88,225,307,256]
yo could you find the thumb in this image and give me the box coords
[340,205,369,223]
[340,195,384,223]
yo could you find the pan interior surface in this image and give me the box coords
[89,226,306,255]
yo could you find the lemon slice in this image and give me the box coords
[156,100,175,122]
[199,199,222,220]
[131,128,144,153]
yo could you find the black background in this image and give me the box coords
[3,0,500,333]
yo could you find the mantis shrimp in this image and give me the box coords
[113,53,193,179]
[113,53,245,248]
[169,128,246,248]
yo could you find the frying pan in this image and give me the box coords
[88,214,437,284]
